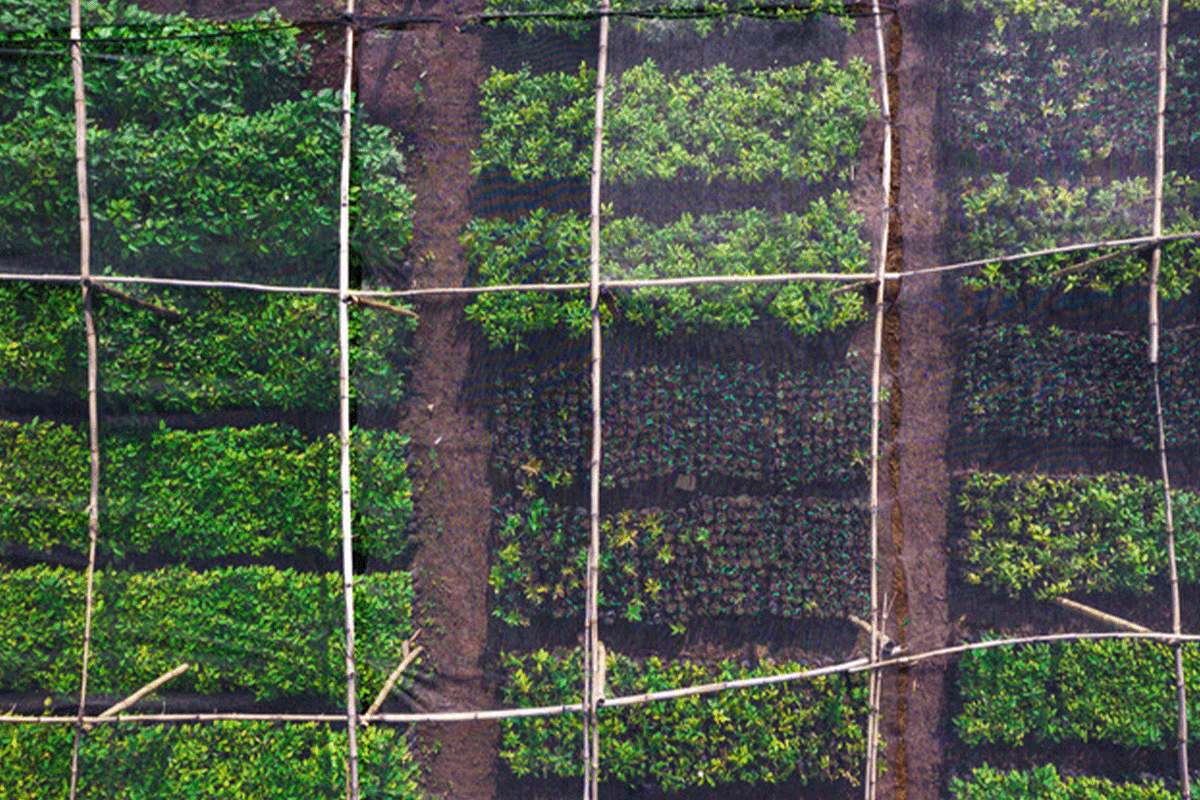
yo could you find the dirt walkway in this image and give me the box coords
[356,6,498,799]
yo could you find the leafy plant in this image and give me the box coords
[950,764,1177,800]
[955,472,1200,598]
[499,647,867,789]
[0,564,415,702]
[0,721,421,799]
[0,421,413,562]
[490,494,869,625]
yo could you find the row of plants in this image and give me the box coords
[463,201,868,346]
[1,721,421,799]
[0,283,413,411]
[951,173,1200,296]
[0,2,413,282]
[0,420,413,563]
[955,471,1200,599]
[499,647,867,790]
[943,25,1200,166]
[474,58,873,184]
[489,494,869,626]
[956,639,1200,748]
[0,564,414,701]
[491,360,870,491]
[961,0,1200,31]
[956,324,1200,450]
[950,764,1178,800]
[478,0,850,35]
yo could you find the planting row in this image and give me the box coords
[500,647,867,790]
[463,202,868,347]
[955,471,1200,599]
[953,173,1200,297]
[0,421,412,562]
[474,59,873,184]
[1,722,420,799]
[0,564,414,701]
[489,494,869,626]
[479,0,848,34]
[491,360,869,492]
[1,5,412,282]
[957,639,1200,748]
[951,765,1177,800]
[0,284,412,412]
[956,324,1200,450]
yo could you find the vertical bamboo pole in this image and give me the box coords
[864,1,893,798]
[1148,0,1190,794]
[67,0,99,794]
[583,3,610,798]
[1148,1,1190,797]
[337,7,361,800]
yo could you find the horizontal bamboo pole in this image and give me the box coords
[3,231,1200,298]
[347,295,419,319]
[5,630,1200,729]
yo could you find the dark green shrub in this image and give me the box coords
[0,421,412,562]
[500,647,867,789]
[490,494,868,626]
[950,764,1177,800]
[0,721,421,799]
[0,564,415,702]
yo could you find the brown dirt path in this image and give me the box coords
[890,2,952,799]
[355,6,498,800]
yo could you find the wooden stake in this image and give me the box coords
[584,5,610,798]
[864,1,893,797]
[67,0,99,794]
[86,664,189,729]
[336,2,361,797]
[348,295,419,319]
[88,281,184,322]
[364,633,424,718]
[1051,598,1151,634]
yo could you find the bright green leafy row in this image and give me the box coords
[0,722,420,800]
[0,565,414,701]
[950,764,1177,800]
[956,472,1200,599]
[0,2,412,283]
[500,648,867,790]
[0,284,412,411]
[953,173,1200,296]
[957,639,1200,748]
[491,359,869,490]
[0,421,412,562]
[957,325,1200,449]
[490,494,868,626]
[463,202,867,346]
[962,0,1200,31]
[474,58,874,184]
[478,0,849,34]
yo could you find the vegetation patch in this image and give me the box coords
[951,764,1177,800]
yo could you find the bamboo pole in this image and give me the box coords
[584,4,610,798]
[1148,0,1189,796]
[67,0,99,794]
[1052,597,1151,634]
[336,3,360,797]
[364,633,424,719]
[87,664,189,728]
[6,630,1200,729]
[87,281,185,321]
[347,295,419,319]
[863,1,893,796]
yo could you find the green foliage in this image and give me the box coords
[950,764,1177,800]
[0,421,413,562]
[955,472,1200,598]
[954,173,1200,296]
[464,202,867,346]
[0,283,413,411]
[490,360,870,492]
[957,325,1200,449]
[962,0,1200,31]
[474,58,874,184]
[0,3,413,282]
[0,564,415,701]
[0,721,421,799]
[956,639,1200,747]
[499,648,867,789]
[479,0,850,35]
[490,494,868,625]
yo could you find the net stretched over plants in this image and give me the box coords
[3,0,1200,798]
